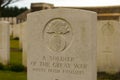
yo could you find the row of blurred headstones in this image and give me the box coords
[0,19,27,66]
[0,19,120,74]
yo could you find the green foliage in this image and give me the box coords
[0,63,4,70]
[98,72,111,79]
[111,72,120,80]
[0,63,25,72]
[1,6,28,17]
[13,37,19,40]
[97,72,120,80]
[10,64,25,72]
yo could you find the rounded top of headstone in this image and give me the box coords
[27,8,97,17]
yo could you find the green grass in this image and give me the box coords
[10,39,20,49]
[10,51,22,64]
[0,39,26,80]
[10,38,22,64]
[0,70,27,80]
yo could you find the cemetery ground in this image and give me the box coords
[0,37,119,80]
[0,37,27,80]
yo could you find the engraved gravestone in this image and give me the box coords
[97,20,120,73]
[27,8,97,80]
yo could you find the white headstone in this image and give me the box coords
[13,24,20,38]
[97,20,120,73]
[21,22,27,66]
[10,24,13,36]
[13,17,17,24]
[0,21,10,65]
[27,8,97,80]
[18,23,23,49]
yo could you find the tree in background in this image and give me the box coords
[2,6,28,17]
[0,0,22,17]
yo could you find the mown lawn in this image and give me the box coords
[10,38,20,49]
[0,71,27,80]
[10,50,22,64]
[10,38,22,64]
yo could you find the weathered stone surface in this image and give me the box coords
[27,8,97,80]
[97,20,120,73]
[0,21,10,65]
